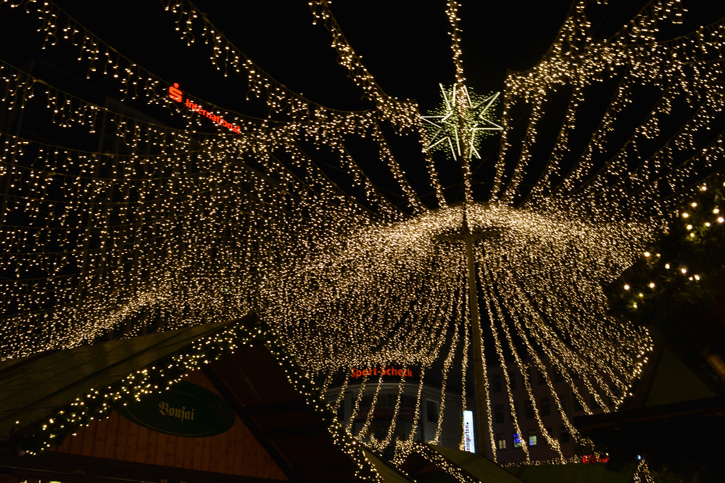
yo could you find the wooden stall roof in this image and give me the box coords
[398,443,523,483]
[0,315,411,482]
[507,462,637,483]
[576,344,724,433]
[203,343,411,482]
[0,320,234,442]
[399,444,639,483]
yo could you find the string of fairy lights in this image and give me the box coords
[613,177,725,319]
[0,0,722,469]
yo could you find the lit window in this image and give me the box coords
[497,433,507,450]
[528,431,538,446]
[513,432,522,448]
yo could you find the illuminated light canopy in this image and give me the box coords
[0,0,721,467]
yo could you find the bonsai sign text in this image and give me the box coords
[118,381,235,437]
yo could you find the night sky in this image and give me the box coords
[0,0,723,205]
[0,1,574,114]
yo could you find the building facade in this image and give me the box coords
[486,363,607,464]
[326,367,468,453]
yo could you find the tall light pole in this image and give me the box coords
[464,210,490,458]
[424,2,503,451]
[437,206,497,458]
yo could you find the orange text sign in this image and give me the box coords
[350,367,413,379]
[169,83,241,134]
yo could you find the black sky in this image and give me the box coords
[1,0,722,207]
[0,1,573,111]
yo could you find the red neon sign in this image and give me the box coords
[168,83,241,134]
[581,454,609,463]
[350,367,414,379]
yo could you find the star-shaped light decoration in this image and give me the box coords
[422,83,502,160]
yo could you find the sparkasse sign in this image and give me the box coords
[169,83,241,134]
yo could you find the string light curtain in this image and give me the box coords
[0,0,722,461]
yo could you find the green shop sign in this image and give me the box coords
[118,381,235,437]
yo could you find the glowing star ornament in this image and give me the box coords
[422,84,502,160]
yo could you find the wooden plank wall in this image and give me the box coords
[51,370,288,481]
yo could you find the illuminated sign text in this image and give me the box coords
[581,454,610,463]
[463,410,476,453]
[168,83,241,134]
[158,401,195,423]
[118,381,235,437]
[350,367,413,379]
